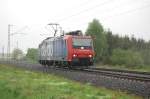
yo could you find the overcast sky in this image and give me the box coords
[0,0,150,53]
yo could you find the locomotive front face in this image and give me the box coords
[71,37,94,66]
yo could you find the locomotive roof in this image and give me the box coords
[39,35,92,48]
[64,35,92,39]
[39,36,64,47]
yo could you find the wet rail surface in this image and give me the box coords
[0,60,150,98]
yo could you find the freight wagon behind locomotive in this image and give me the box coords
[38,30,94,68]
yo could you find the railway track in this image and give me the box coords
[2,60,150,81]
[53,67,150,82]
[81,68,150,82]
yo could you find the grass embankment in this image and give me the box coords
[0,64,142,99]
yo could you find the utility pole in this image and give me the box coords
[7,24,12,59]
[7,24,27,59]
[2,46,4,60]
[16,41,18,49]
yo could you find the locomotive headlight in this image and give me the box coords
[73,54,77,57]
[89,55,92,58]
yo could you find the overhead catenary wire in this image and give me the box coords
[49,0,99,23]
[64,3,150,30]
[57,0,116,22]
[88,0,150,20]
[45,0,150,36]
[58,0,149,31]
[99,4,150,23]
[12,26,28,35]
[50,0,139,32]
[68,0,95,9]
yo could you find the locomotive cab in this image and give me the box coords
[65,30,94,67]
[71,36,94,66]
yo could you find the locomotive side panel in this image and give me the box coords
[53,38,67,61]
[39,37,68,63]
[46,39,54,60]
[41,42,47,61]
[38,40,48,65]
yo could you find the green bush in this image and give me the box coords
[26,48,38,62]
[140,50,150,65]
[110,49,143,67]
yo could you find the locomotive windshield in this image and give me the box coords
[73,38,93,49]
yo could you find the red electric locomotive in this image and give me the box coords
[38,30,94,68]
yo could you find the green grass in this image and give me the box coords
[0,64,142,99]
[133,65,150,72]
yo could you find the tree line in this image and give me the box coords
[86,19,150,67]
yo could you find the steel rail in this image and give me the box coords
[90,67,150,75]
[82,68,150,82]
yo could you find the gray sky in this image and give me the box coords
[0,0,150,53]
